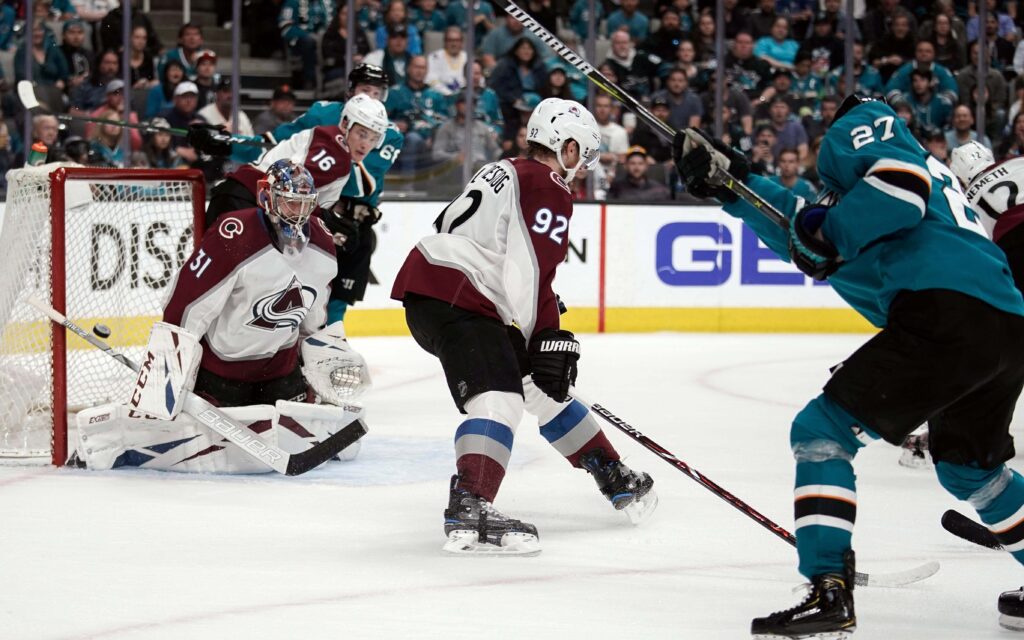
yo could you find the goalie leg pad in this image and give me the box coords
[75,404,277,474]
[275,400,366,460]
[129,322,202,420]
[301,321,373,403]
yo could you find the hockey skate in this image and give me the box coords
[751,550,856,639]
[442,476,541,556]
[898,429,932,469]
[579,450,658,525]
[999,587,1024,630]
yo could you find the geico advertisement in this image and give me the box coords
[604,205,848,308]
[364,200,601,309]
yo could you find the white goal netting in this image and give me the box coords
[0,165,204,463]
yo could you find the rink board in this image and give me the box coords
[0,201,873,351]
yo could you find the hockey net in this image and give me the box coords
[0,165,205,465]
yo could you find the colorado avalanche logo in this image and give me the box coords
[248,276,318,330]
[567,105,580,117]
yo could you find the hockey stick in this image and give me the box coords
[941,509,1003,550]
[17,81,273,149]
[501,0,788,231]
[26,295,365,475]
[572,391,940,587]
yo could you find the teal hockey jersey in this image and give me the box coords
[723,100,1024,327]
[229,100,404,207]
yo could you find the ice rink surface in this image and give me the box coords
[2,332,1023,639]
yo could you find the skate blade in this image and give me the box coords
[898,449,932,469]
[442,530,541,557]
[999,614,1024,631]
[622,489,659,525]
[751,629,854,640]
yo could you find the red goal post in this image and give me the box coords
[0,165,206,465]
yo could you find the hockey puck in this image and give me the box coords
[92,324,112,339]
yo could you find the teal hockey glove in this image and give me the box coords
[789,204,840,280]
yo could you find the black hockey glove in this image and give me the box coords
[788,203,840,280]
[529,328,580,403]
[672,129,749,203]
[187,123,233,156]
[322,202,362,253]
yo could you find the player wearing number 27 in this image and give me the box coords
[675,95,1024,636]
[392,98,657,556]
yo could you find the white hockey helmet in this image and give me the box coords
[950,139,995,188]
[526,98,601,182]
[340,93,388,149]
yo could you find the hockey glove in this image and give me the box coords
[186,123,233,156]
[322,203,361,252]
[672,129,749,203]
[529,328,580,403]
[788,204,840,280]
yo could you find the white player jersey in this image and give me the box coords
[163,208,337,382]
[392,158,574,340]
[963,156,1024,243]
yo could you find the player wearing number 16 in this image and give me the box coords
[392,98,656,556]
[676,95,1024,636]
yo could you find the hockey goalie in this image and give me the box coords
[72,160,370,473]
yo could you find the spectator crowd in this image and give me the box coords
[1,0,1022,202]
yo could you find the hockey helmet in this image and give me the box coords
[258,159,318,232]
[832,94,886,125]
[340,93,389,150]
[348,63,390,101]
[950,139,995,188]
[526,98,601,182]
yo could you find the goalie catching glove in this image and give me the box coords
[301,322,372,404]
[128,322,202,420]
[528,328,580,403]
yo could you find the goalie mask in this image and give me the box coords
[258,159,318,252]
[526,98,601,183]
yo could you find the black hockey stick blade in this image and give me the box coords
[941,509,1002,550]
[285,418,368,476]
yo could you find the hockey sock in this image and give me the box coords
[791,394,877,579]
[455,392,521,502]
[937,462,1024,564]
[538,399,620,467]
[327,299,348,324]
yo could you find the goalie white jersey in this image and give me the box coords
[963,156,1024,244]
[163,208,337,383]
[391,158,574,340]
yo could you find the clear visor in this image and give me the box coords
[348,122,384,150]
[270,189,318,225]
[580,146,600,170]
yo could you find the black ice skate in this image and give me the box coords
[751,551,856,639]
[579,450,658,524]
[442,475,540,556]
[999,587,1024,631]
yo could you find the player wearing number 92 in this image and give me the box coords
[676,94,1024,636]
[391,98,656,557]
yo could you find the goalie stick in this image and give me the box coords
[17,81,273,149]
[941,509,1003,550]
[571,391,940,587]
[26,295,365,475]
[500,0,788,231]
